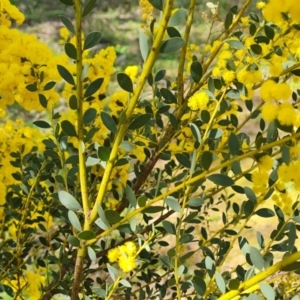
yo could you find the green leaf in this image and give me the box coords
[83,108,97,124]
[97,146,110,161]
[82,0,97,17]
[169,8,186,26]
[143,206,164,213]
[107,263,119,281]
[58,191,82,211]
[95,217,109,230]
[250,44,262,55]
[138,195,147,207]
[59,15,75,35]
[162,220,176,235]
[225,11,233,30]
[215,272,226,294]
[117,72,133,93]
[78,230,96,240]
[26,83,38,92]
[69,95,77,110]
[159,256,173,268]
[259,283,275,300]
[148,0,163,10]
[201,151,213,170]
[155,69,166,82]
[228,132,240,156]
[228,279,240,290]
[120,141,133,152]
[193,277,206,296]
[83,31,102,50]
[207,174,234,187]
[100,111,117,134]
[187,197,204,208]
[175,153,191,168]
[291,69,300,77]
[190,61,203,83]
[250,247,264,270]
[126,185,137,207]
[43,81,56,91]
[167,26,181,38]
[68,235,80,247]
[105,210,121,224]
[165,196,181,212]
[226,39,243,49]
[88,246,97,261]
[84,78,104,98]
[57,65,75,85]
[120,279,132,288]
[61,120,77,136]
[160,88,177,104]
[64,42,77,60]
[68,210,82,232]
[264,25,275,40]
[129,114,151,130]
[33,120,51,129]
[59,0,73,6]
[255,208,275,218]
[190,123,201,142]
[209,128,223,139]
[288,222,296,252]
[139,29,149,61]
[39,93,48,108]
[160,37,185,53]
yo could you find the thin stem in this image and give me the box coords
[177,0,196,106]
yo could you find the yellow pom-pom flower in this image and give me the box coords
[188,91,209,111]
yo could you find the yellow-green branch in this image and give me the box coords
[218,251,300,300]
[74,0,90,228]
[89,0,175,225]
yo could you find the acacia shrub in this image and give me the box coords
[1,0,300,299]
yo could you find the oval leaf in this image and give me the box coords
[78,230,96,240]
[84,78,104,98]
[68,210,82,232]
[160,37,185,53]
[83,31,102,50]
[61,120,77,136]
[100,111,117,134]
[129,114,151,130]
[65,42,77,60]
[58,191,82,211]
[105,210,122,224]
[190,61,203,83]
[57,64,75,85]
[117,72,133,93]
[207,174,234,187]
[33,120,51,129]
[83,108,97,124]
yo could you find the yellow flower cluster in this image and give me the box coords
[263,0,300,24]
[252,155,273,195]
[108,242,137,272]
[0,0,25,27]
[188,91,209,111]
[260,80,297,125]
[0,13,65,112]
[140,0,153,26]
[2,268,46,298]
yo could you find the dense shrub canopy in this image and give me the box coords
[1,0,300,299]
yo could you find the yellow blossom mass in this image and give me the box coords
[188,91,209,111]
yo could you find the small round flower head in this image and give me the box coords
[188,92,209,111]
[118,255,136,273]
[107,247,120,263]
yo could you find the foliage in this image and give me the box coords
[2,0,300,299]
